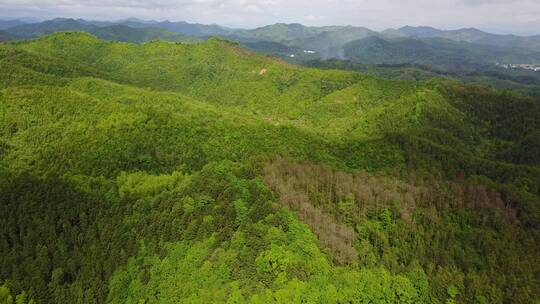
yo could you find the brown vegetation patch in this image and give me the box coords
[262,157,519,263]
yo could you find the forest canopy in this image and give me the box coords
[0,32,539,303]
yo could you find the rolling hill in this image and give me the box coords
[0,32,539,303]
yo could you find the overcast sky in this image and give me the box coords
[1,0,539,35]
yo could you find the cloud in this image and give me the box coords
[461,0,518,6]
[0,0,538,34]
[301,15,328,22]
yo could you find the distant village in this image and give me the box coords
[496,63,540,72]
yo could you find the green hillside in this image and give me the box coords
[125,19,232,36]
[0,32,539,304]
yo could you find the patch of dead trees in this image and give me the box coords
[262,157,519,264]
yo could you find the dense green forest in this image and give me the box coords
[0,32,539,303]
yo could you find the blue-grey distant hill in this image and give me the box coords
[1,18,201,43]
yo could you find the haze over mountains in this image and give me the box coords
[1,18,539,64]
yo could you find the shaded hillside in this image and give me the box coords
[343,36,540,71]
[398,25,540,51]
[6,18,96,39]
[0,30,13,42]
[232,23,325,42]
[121,19,233,36]
[0,19,26,30]
[288,26,376,58]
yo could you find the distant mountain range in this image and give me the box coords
[1,18,539,72]
[0,30,14,41]
[397,25,540,50]
[0,19,26,30]
[342,35,540,72]
[0,18,201,44]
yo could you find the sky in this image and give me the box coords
[0,0,539,35]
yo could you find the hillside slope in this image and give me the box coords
[0,32,539,304]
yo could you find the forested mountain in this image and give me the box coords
[227,24,377,59]
[286,26,377,59]
[89,25,201,44]
[0,31,539,303]
[3,18,200,44]
[225,23,540,66]
[0,19,26,30]
[231,23,327,41]
[119,19,233,36]
[6,18,96,39]
[0,30,13,42]
[342,36,540,71]
[398,26,540,51]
